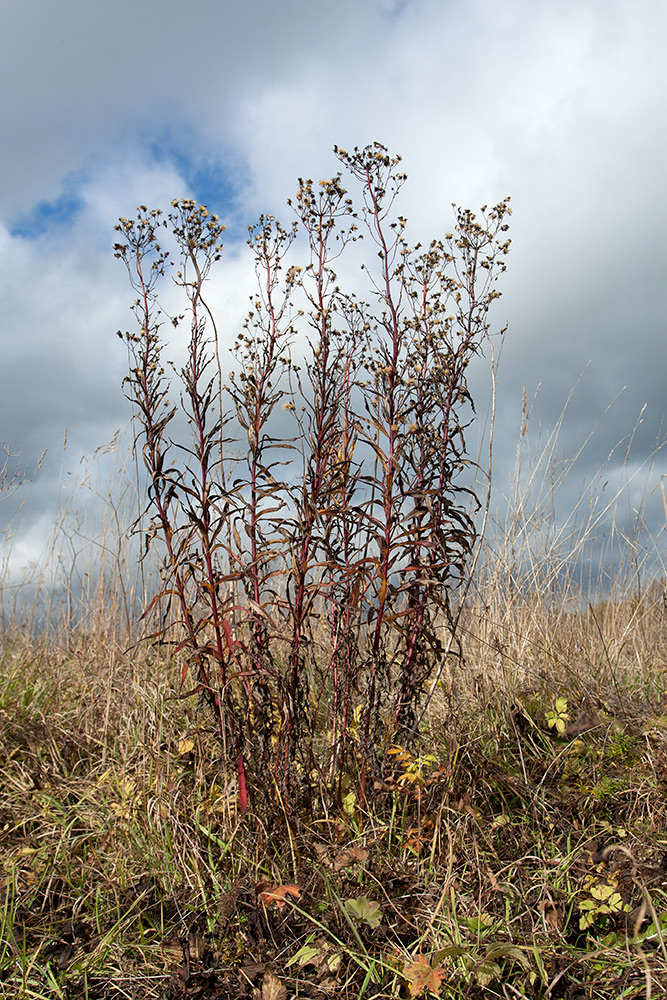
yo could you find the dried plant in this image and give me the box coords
[114,144,511,816]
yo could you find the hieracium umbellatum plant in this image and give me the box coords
[114,143,511,816]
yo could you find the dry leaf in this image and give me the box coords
[257,882,301,907]
[188,931,206,961]
[334,846,369,871]
[539,899,562,931]
[240,962,267,979]
[403,954,446,997]
[314,843,330,864]
[402,827,429,852]
[159,939,182,962]
[262,969,287,1000]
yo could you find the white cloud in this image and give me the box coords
[0,0,665,588]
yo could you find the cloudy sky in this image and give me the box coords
[1,0,665,589]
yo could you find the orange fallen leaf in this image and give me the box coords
[257,882,301,908]
[403,954,446,997]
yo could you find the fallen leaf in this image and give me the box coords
[402,827,429,852]
[240,962,267,979]
[539,899,562,931]
[188,931,206,961]
[403,954,446,997]
[159,939,183,962]
[334,846,369,870]
[262,970,287,1000]
[257,882,301,907]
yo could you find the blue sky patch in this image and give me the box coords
[10,190,84,240]
[147,133,247,240]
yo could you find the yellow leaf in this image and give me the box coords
[341,790,357,817]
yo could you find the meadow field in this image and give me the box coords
[1,427,666,1000]
[2,153,666,998]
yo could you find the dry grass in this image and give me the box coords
[2,379,666,997]
[1,574,667,999]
